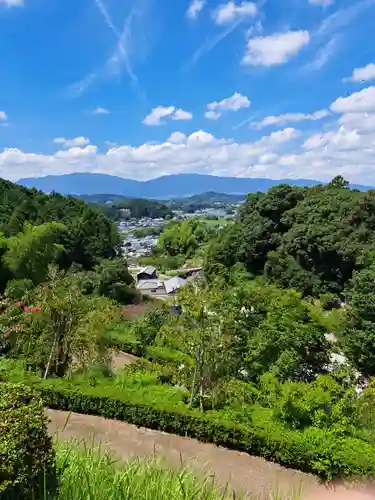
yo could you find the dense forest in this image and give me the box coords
[0,179,139,303]
[206,176,375,297]
[0,179,119,270]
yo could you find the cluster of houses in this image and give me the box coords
[135,266,202,300]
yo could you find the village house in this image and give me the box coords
[136,266,157,282]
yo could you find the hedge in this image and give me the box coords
[2,367,375,481]
[23,381,375,480]
[0,383,58,499]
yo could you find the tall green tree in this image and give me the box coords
[158,220,208,258]
[177,285,229,410]
[341,264,375,377]
[3,222,67,285]
[245,289,330,382]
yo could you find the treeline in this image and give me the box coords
[168,192,244,213]
[78,194,173,220]
[206,176,375,297]
[0,179,119,270]
[0,179,140,305]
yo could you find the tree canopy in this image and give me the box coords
[206,177,375,296]
[0,179,120,270]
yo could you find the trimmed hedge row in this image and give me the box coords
[34,381,375,480]
[2,361,375,481]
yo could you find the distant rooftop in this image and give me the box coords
[164,276,187,295]
[137,266,157,276]
[137,279,164,291]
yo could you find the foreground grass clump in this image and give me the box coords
[55,441,250,500]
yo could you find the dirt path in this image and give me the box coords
[47,409,320,498]
[110,350,139,372]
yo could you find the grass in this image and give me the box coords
[54,440,299,500]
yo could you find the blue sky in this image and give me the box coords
[1,0,375,183]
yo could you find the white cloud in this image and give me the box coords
[143,106,193,125]
[187,0,205,19]
[243,31,310,66]
[54,146,98,159]
[167,132,187,144]
[2,127,300,183]
[344,63,375,83]
[205,111,221,120]
[53,137,91,148]
[0,0,23,6]
[309,0,335,6]
[7,85,375,186]
[253,110,330,129]
[143,106,175,126]
[213,1,257,25]
[205,92,251,120]
[330,86,375,114]
[93,107,109,115]
[0,111,8,121]
[172,109,193,121]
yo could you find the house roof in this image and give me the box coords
[137,266,157,276]
[137,279,165,291]
[164,277,187,294]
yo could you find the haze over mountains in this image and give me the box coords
[17,173,373,199]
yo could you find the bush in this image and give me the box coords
[4,279,34,300]
[0,383,57,499]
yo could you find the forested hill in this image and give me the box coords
[206,176,375,297]
[77,194,173,220]
[0,178,119,269]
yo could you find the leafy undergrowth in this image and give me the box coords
[55,440,296,500]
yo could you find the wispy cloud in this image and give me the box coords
[298,0,375,75]
[93,107,110,115]
[302,36,341,72]
[0,0,23,6]
[94,0,120,34]
[182,17,243,70]
[317,0,375,36]
[69,0,147,100]
[187,0,206,20]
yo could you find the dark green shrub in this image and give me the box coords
[4,279,34,300]
[0,382,57,499]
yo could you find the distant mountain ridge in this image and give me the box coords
[17,173,373,199]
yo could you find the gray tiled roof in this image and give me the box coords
[164,277,187,294]
[137,266,157,276]
[137,279,164,291]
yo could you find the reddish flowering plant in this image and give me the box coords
[23,306,41,313]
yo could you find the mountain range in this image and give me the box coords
[17,173,373,199]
